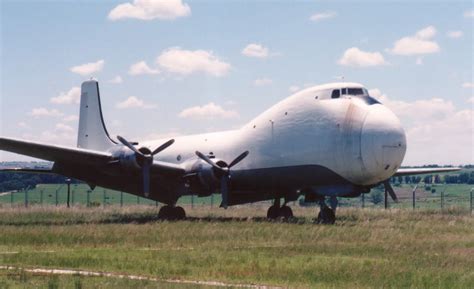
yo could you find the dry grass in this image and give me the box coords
[0,205,473,288]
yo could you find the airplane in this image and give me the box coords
[0,80,460,223]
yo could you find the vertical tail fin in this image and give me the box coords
[77,80,116,151]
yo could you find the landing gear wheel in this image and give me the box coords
[279,205,293,219]
[174,206,186,220]
[267,205,279,219]
[158,206,172,219]
[317,207,336,224]
[158,206,186,220]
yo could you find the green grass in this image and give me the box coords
[0,206,473,288]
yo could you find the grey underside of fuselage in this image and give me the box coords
[52,161,359,206]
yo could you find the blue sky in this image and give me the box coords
[1,0,473,165]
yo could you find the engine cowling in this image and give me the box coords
[184,159,227,196]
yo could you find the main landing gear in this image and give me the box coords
[267,198,294,220]
[158,205,186,220]
[316,196,337,224]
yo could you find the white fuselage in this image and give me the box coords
[134,82,407,188]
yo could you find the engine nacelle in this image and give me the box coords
[115,147,152,171]
[183,158,227,196]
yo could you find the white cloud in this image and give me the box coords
[241,43,269,58]
[70,60,104,76]
[309,11,337,22]
[157,47,231,77]
[415,57,423,65]
[388,26,440,56]
[446,30,463,39]
[116,96,157,109]
[178,102,238,120]
[464,10,474,18]
[289,85,300,93]
[462,82,474,88]
[338,47,388,67]
[254,78,272,86]
[50,87,81,104]
[108,0,191,21]
[55,123,74,133]
[17,122,30,129]
[29,108,64,118]
[63,115,79,122]
[128,61,160,75]
[467,97,474,104]
[369,88,456,124]
[369,88,473,165]
[109,75,123,83]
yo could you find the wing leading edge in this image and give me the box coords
[0,137,185,176]
[394,167,461,177]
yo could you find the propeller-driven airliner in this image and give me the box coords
[0,80,459,223]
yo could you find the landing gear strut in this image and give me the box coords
[267,198,293,220]
[316,196,337,224]
[158,205,186,220]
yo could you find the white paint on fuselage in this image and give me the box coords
[133,82,406,187]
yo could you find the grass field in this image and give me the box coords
[0,206,473,288]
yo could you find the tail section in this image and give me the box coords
[77,80,116,151]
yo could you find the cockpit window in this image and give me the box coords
[331,89,340,99]
[341,88,347,95]
[347,88,364,95]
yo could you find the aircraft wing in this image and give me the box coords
[394,167,461,177]
[0,137,113,165]
[0,137,186,176]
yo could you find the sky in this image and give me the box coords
[0,0,473,165]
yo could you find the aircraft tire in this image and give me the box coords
[279,205,293,219]
[267,205,279,219]
[316,207,336,224]
[174,206,186,220]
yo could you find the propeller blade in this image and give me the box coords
[142,162,151,197]
[195,151,222,171]
[383,180,398,203]
[220,176,229,209]
[228,151,249,168]
[151,139,175,156]
[117,135,143,156]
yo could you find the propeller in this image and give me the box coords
[383,180,398,203]
[117,135,174,197]
[195,150,249,209]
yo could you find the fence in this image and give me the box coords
[0,183,473,214]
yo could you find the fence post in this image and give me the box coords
[24,187,28,208]
[137,196,140,205]
[55,188,59,206]
[86,190,90,207]
[120,192,123,207]
[66,179,71,208]
[191,195,194,209]
[10,191,14,207]
[211,194,214,208]
[441,190,444,211]
[361,193,365,208]
[40,189,43,206]
[384,188,388,209]
[470,189,473,215]
[103,189,106,207]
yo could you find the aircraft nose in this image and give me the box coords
[360,104,406,184]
